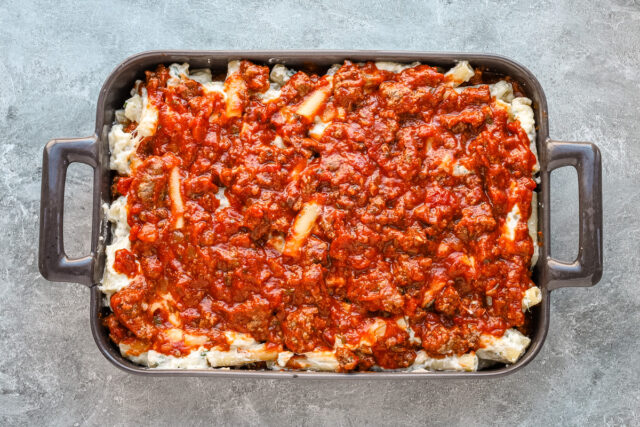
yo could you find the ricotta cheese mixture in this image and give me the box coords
[102,60,541,371]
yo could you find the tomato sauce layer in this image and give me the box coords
[105,61,538,371]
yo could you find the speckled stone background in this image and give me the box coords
[1,0,639,425]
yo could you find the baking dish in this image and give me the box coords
[39,50,602,378]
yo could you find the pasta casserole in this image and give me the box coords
[101,59,541,371]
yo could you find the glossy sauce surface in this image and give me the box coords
[105,61,537,371]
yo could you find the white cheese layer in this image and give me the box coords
[512,98,537,149]
[206,347,274,367]
[375,61,421,73]
[167,63,190,86]
[529,192,539,266]
[136,88,159,138]
[202,81,226,99]
[270,64,295,86]
[121,344,210,369]
[119,331,280,369]
[166,62,224,97]
[326,63,342,76]
[411,351,478,372]
[490,80,514,102]
[189,68,213,84]
[275,351,294,368]
[148,348,210,369]
[108,125,135,175]
[107,87,158,174]
[227,60,241,77]
[257,87,282,102]
[206,331,278,367]
[452,163,472,177]
[272,135,285,149]
[100,196,134,295]
[309,117,331,139]
[118,344,149,366]
[477,329,531,364]
[215,186,229,208]
[124,94,143,122]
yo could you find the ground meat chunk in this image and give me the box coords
[332,61,365,109]
[434,285,461,317]
[281,306,328,353]
[132,156,167,207]
[110,277,155,340]
[379,81,416,114]
[347,267,405,314]
[239,60,270,92]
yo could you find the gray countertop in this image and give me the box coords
[1,0,639,425]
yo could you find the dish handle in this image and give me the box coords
[544,139,603,290]
[39,135,99,286]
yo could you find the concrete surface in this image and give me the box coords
[1,0,639,425]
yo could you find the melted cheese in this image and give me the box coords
[107,87,159,174]
[189,68,213,84]
[477,329,531,363]
[272,135,285,149]
[326,63,342,75]
[411,351,478,372]
[123,94,143,122]
[136,88,159,137]
[257,87,282,102]
[343,318,387,350]
[504,204,521,241]
[522,286,542,311]
[270,64,295,86]
[208,331,279,367]
[490,80,514,102]
[275,351,294,368]
[118,343,149,366]
[529,192,539,266]
[167,63,190,86]
[100,196,134,295]
[207,345,278,367]
[445,61,475,87]
[148,348,209,369]
[489,81,540,268]
[202,81,226,99]
[227,60,241,77]
[308,117,331,140]
[215,186,229,208]
[107,125,135,174]
[374,61,420,73]
[491,84,539,174]
[452,162,472,176]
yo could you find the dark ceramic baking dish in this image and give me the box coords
[39,50,602,378]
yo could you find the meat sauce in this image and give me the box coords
[105,60,537,371]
